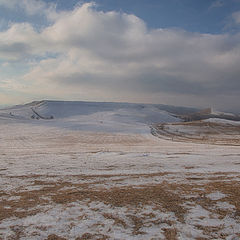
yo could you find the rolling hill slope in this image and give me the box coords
[0,100,185,133]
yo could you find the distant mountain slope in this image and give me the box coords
[1,100,183,121]
[0,100,187,133]
[1,100,239,133]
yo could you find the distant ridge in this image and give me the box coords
[180,108,240,122]
[2,100,239,125]
[23,100,201,115]
[0,100,185,133]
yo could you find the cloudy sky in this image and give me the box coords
[0,0,240,112]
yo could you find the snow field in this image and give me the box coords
[0,101,240,239]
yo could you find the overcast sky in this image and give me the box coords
[0,0,240,112]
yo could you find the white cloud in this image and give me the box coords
[0,22,46,60]
[0,0,57,18]
[232,11,240,25]
[0,2,240,111]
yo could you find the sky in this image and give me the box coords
[0,0,240,112]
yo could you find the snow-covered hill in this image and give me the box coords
[0,100,184,133]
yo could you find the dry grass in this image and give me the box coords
[75,233,109,240]
[0,177,186,223]
[2,173,240,220]
[47,234,67,240]
[102,213,127,228]
[127,215,145,235]
[52,184,186,223]
[203,181,240,217]
[1,172,240,239]
[163,227,178,240]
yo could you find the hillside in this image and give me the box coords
[0,100,186,133]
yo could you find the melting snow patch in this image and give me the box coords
[216,201,235,210]
[7,196,21,201]
[207,191,226,200]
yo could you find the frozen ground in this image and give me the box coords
[0,101,240,240]
[152,119,240,146]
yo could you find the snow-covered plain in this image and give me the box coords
[0,101,240,240]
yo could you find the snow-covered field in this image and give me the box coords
[152,119,240,146]
[0,101,240,240]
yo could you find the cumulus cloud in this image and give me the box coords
[0,2,240,111]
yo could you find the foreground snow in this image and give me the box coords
[0,101,240,239]
[0,120,240,240]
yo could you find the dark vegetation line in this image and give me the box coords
[31,108,54,120]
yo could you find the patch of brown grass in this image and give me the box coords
[163,227,178,240]
[203,181,240,217]
[194,225,226,239]
[184,166,195,169]
[52,184,186,223]
[2,172,240,240]
[46,234,67,240]
[76,233,109,240]
[102,213,127,228]
[127,214,145,235]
